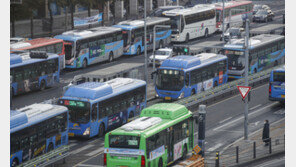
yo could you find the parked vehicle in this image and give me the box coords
[253,4,263,14]
[149,48,173,66]
[252,10,274,22]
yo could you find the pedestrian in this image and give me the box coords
[262,120,270,146]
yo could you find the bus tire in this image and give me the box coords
[40,80,46,91]
[185,34,189,43]
[136,46,141,56]
[158,157,163,167]
[274,61,278,67]
[47,143,54,152]
[109,52,114,62]
[11,158,19,167]
[159,40,164,49]
[191,89,195,96]
[214,81,218,87]
[182,145,188,160]
[128,111,134,119]
[254,68,257,73]
[82,59,87,69]
[204,28,209,38]
[98,123,105,138]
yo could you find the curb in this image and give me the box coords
[229,150,285,167]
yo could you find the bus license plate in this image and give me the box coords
[68,133,74,137]
[165,97,171,100]
[281,95,285,98]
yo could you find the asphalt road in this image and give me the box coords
[11,0,285,166]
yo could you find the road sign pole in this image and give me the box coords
[144,0,148,82]
[244,19,250,140]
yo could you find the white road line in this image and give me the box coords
[207,143,223,152]
[213,102,277,131]
[250,104,262,110]
[86,148,104,157]
[70,145,94,155]
[69,143,78,148]
[219,117,233,124]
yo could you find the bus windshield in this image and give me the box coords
[273,72,285,82]
[168,16,181,34]
[225,50,245,70]
[156,69,184,91]
[109,135,140,149]
[60,100,90,124]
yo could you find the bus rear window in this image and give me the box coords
[109,135,140,149]
[273,72,285,82]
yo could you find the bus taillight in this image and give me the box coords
[141,155,145,167]
[269,84,271,94]
[104,153,107,166]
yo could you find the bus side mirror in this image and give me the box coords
[151,71,157,79]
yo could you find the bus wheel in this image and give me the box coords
[40,80,46,91]
[158,158,163,167]
[191,89,195,96]
[109,52,114,62]
[214,81,218,87]
[185,34,189,43]
[136,47,141,56]
[11,158,19,167]
[181,145,187,160]
[204,29,209,38]
[82,59,87,69]
[159,40,164,49]
[98,124,105,138]
[128,111,134,119]
[274,61,278,67]
[47,143,54,152]
[254,68,257,73]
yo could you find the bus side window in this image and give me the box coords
[185,72,189,86]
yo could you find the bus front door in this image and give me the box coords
[167,129,174,163]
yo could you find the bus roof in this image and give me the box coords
[273,65,285,73]
[108,103,192,137]
[10,38,63,50]
[224,34,285,50]
[113,17,170,30]
[10,104,68,133]
[54,26,122,42]
[10,52,59,68]
[61,78,146,101]
[250,24,285,35]
[163,4,215,16]
[159,54,227,71]
[215,0,252,10]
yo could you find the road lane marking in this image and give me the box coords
[69,143,78,148]
[207,143,223,152]
[70,145,94,155]
[219,117,233,124]
[256,157,285,167]
[213,102,277,131]
[250,104,262,110]
[86,148,104,157]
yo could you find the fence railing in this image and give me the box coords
[176,65,282,110]
[17,145,70,167]
[204,137,285,167]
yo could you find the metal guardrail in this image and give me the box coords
[175,65,282,110]
[17,145,70,167]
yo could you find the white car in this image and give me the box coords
[149,48,173,66]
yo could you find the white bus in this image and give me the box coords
[163,4,216,43]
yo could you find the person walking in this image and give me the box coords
[262,120,270,146]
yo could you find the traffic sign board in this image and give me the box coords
[193,145,202,154]
[237,86,251,99]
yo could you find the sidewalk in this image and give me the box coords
[216,118,285,167]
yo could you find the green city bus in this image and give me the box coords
[104,103,195,167]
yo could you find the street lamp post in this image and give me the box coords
[144,0,148,82]
[221,0,225,41]
[244,18,250,140]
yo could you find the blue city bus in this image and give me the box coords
[54,27,124,69]
[155,53,228,100]
[10,52,60,96]
[58,78,147,138]
[224,34,285,79]
[269,65,285,102]
[113,17,171,56]
[10,104,69,167]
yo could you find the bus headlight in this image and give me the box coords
[178,92,184,99]
[83,127,90,136]
[155,93,159,97]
